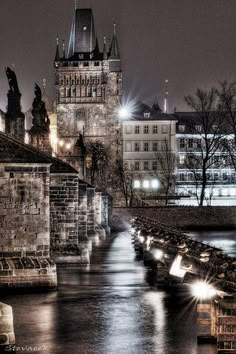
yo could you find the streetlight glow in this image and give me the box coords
[191,281,217,300]
[119,106,131,119]
[152,249,164,260]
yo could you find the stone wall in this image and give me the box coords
[112,207,236,230]
[0,163,56,289]
[50,173,79,245]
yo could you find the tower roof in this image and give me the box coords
[68,8,97,58]
[109,23,120,60]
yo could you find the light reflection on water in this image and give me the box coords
[2,229,234,353]
[187,230,236,256]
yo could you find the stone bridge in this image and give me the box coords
[0,132,112,291]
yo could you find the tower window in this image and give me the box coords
[83,26,87,31]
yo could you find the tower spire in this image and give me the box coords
[75,0,78,10]
[54,36,60,63]
[109,20,120,59]
[62,40,66,59]
[164,79,169,114]
[103,36,108,60]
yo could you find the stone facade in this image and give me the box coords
[54,7,122,181]
[0,162,56,289]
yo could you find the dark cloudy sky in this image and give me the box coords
[0,0,236,112]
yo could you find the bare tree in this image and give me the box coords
[217,81,236,170]
[86,140,111,188]
[114,159,140,207]
[184,88,226,206]
[154,139,176,205]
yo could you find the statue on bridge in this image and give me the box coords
[31,83,50,132]
[5,67,20,95]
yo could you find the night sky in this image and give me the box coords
[0,0,236,112]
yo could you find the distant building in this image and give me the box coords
[174,112,236,206]
[123,102,177,202]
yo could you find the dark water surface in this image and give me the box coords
[2,230,235,354]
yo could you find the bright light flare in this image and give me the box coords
[119,106,131,119]
[152,249,164,260]
[138,235,145,244]
[191,281,217,300]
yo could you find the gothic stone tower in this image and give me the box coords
[54,7,122,179]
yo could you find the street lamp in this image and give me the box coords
[191,281,217,300]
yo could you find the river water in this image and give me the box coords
[2,229,235,354]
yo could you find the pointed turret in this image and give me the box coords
[54,37,60,63]
[103,36,108,60]
[68,8,97,59]
[152,97,162,112]
[109,22,120,60]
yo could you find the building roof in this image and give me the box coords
[68,8,97,59]
[0,132,78,174]
[126,101,176,121]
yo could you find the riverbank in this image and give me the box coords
[112,206,236,231]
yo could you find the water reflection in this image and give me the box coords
[2,229,232,353]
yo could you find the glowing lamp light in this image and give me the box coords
[66,143,72,150]
[119,106,131,119]
[58,140,64,147]
[191,281,217,300]
[152,249,164,261]
[139,236,145,244]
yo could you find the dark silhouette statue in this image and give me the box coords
[31,83,50,132]
[5,67,20,94]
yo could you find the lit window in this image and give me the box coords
[144,112,150,118]
[152,161,158,170]
[135,126,140,134]
[153,125,158,134]
[83,26,87,31]
[143,180,149,189]
[144,142,149,151]
[134,161,140,170]
[143,161,149,170]
[144,125,149,134]
[179,155,185,165]
[125,126,132,134]
[134,180,140,189]
[153,142,158,151]
[151,179,159,188]
[134,143,140,152]
[162,125,168,134]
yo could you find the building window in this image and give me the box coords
[214,173,219,181]
[143,180,149,189]
[153,125,158,134]
[188,173,193,181]
[153,142,158,151]
[134,142,140,152]
[144,125,149,134]
[152,161,158,170]
[143,161,149,170]
[151,179,159,188]
[135,126,140,134]
[134,161,140,170]
[134,180,140,189]
[94,62,100,66]
[179,173,185,181]
[125,126,132,134]
[162,125,168,134]
[125,142,131,152]
[83,62,89,67]
[179,125,185,132]
[144,112,150,118]
[179,155,185,165]
[196,139,201,148]
[188,139,193,148]
[180,138,185,148]
[223,172,228,181]
[195,125,202,132]
[144,142,149,151]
